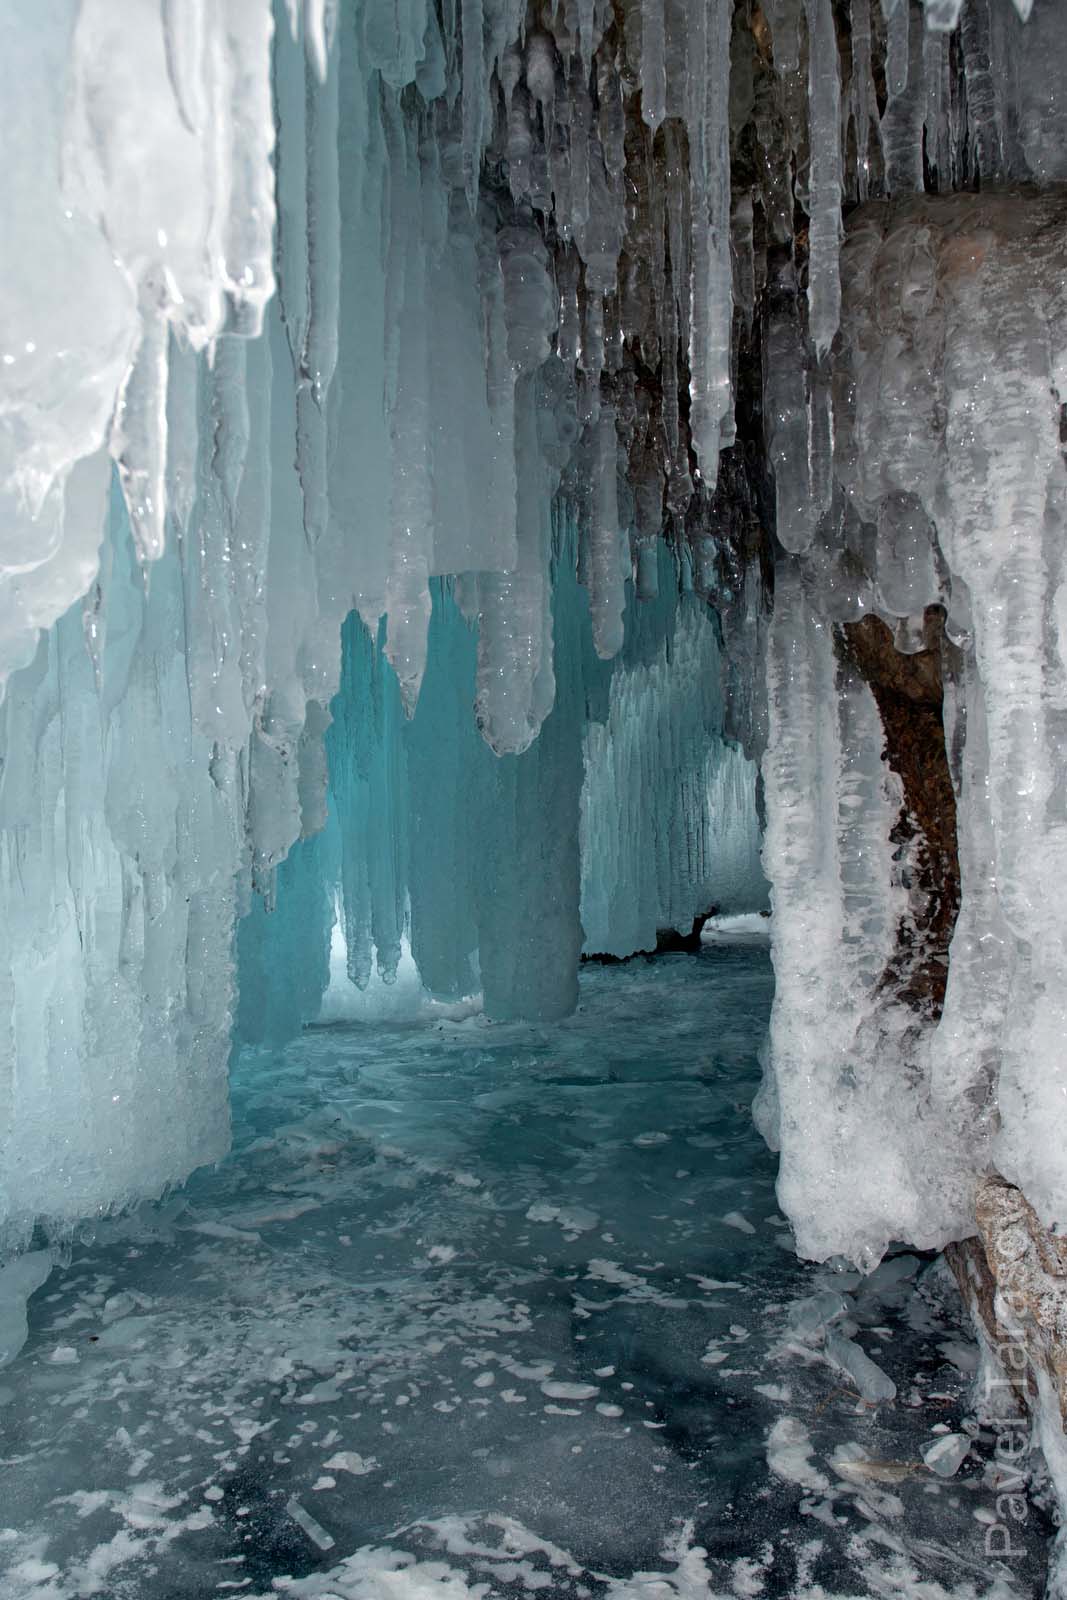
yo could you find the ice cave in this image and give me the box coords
[1,0,1067,1595]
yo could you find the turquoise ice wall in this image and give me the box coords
[237,533,768,1040]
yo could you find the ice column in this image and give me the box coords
[581,550,767,958]
[761,190,1067,1265]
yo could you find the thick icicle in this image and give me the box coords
[640,0,667,130]
[686,0,733,486]
[805,0,842,357]
[851,0,873,200]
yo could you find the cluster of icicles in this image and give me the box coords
[1,0,1049,751]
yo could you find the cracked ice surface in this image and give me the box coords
[0,949,1049,1599]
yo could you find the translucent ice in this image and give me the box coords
[761,191,1067,1267]
[824,1331,897,1403]
[0,1250,51,1367]
[922,1433,970,1477]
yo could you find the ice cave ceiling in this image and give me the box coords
[2,0,1067,1583]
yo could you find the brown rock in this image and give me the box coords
[973,1175,1067,1433]
[838,607,960,1017]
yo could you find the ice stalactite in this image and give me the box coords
[685,0,734,487]
[0,0,274,685]
[804,0,842,358]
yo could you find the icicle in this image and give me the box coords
[383,113,433,713]
[733,193,756,334]
[474,379,555,755]
[303,0,335,80]
[161,0,206,134]
[578,140,625,295]
[473,224,558,751]
[922,23,946,189]
[766,288,814,554]
[233,323,273,712]
[273,6,310,365]
[641,0,667,130]
[426,226,501,579]
[920,0,964,30]
[765,0,802,74]
[507,83,535,200]
[567,56,592,231]
[461,0,484,211]
[597,54,626,182]
[164,336,200,535]
[329,10,390,632]
[588,405,627,660]
[578,0,596,66]
[548,116,574,239]
[581,574,761,958]
[214,0,277,339]
[808,359,834,527]
[295,42,341,545]
[875,493,939,616]
[686,0,733,488]
[885,0,909,98]
[208,338,250,528]
[525,27,556,114]
[477,266,519,576]
[882,0,927,193]
[662,161,692,515]
[114,300,169,564]
[851,0,873,201]
[583,287,606,396]
[805,0,842,358]
[959,0,1003,182]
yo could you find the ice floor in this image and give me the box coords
[0,942,1051,1599]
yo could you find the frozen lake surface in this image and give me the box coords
[0,944,1050,1598]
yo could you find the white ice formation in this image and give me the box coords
[0,0,275,686]
[0,0,1064,1390]
[760,187,1067,1268]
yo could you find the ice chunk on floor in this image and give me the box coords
[0,1251,51,1367]
[786,1290,851,1341]
[286,1496,336,1552]
[922,1432,970,1478]
[825,1331,897,1402]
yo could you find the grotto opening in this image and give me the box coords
[2,0,1067,1594]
